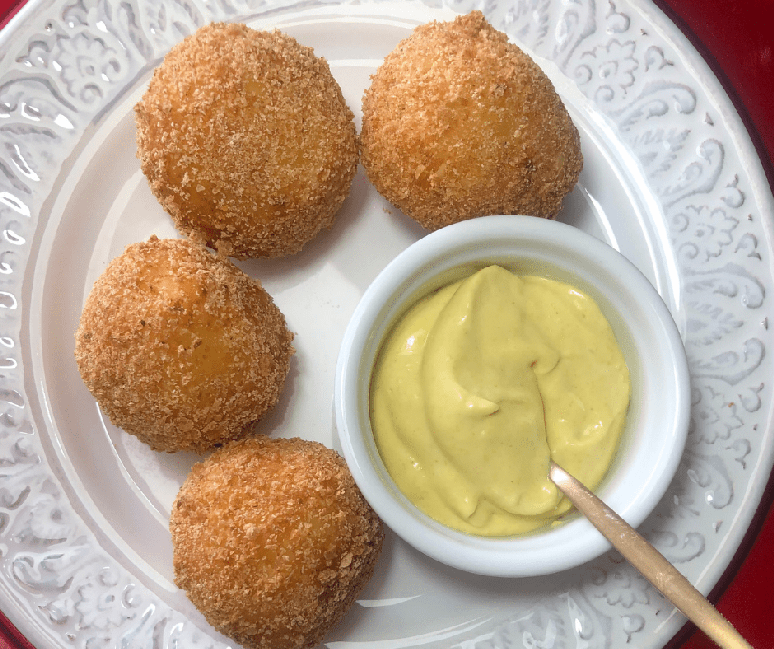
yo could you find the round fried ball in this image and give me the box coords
[74,236,294,453]
[170,436,384,649]
[135,23,358,259]
[361,11,583,230]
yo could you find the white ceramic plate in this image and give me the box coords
[2,0,773,647]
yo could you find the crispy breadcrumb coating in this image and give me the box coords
[74,236,294,453]
[170,437,384,649]
[361,11,583,229]
[135,23,358,259]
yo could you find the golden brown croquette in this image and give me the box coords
[361,11,583,229]
[74,236,294,453]
[170,437,384,649]
[135,23,358,259]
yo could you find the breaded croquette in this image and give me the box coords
[361,11,582,229]
[170,437,384,649]
[74,236,294,452]
[136,23,358,259]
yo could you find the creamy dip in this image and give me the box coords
[369,265,631,536]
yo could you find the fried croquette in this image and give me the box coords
[135,23,358,259]
[170,437,384,649]
[360,11,583,230]
[74,236,294,453]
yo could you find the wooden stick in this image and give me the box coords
[549,462,753,649]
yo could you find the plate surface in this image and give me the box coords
[1,0,774,647]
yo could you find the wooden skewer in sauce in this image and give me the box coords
[369,264,630,536]
[369,264,749,646]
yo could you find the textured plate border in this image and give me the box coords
[1,0,774,647]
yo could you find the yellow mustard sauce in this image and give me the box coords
[369,265,631,536]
